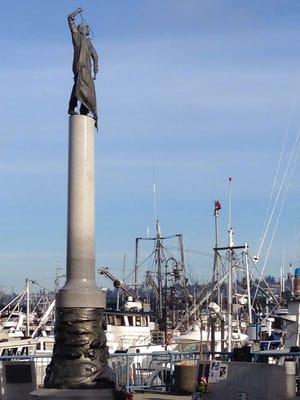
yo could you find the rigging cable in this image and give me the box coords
[165,245,213,257]
[253,130,300,304]
[256,127,300,262]
[264,101,296,228]
[256,94,298,260]
[258,91,299,257]
[258,125,289,252]
[249,253,280,304]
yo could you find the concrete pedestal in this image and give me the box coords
[29,388,114,399]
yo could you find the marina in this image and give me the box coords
[0,200,300,398]
[1,1,300,399]
[0,198,300,398]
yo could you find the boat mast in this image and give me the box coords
[26,278,30,337]
[244,243,252,324]
[134,239,139,298]
[152,181,163,323]
[213,200,221,305]
[178,233,189,329]
[178,234,185,268]
[227,177,233,352]
[155,219,163,322]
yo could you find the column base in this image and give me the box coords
[44,308,114,389]
[29,388,115,399]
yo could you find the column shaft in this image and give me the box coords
[56,115,104,308]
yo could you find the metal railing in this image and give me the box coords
[0,354,52,387]
[110,350,228,391]
[0,349,298,392]
[0,351,206,390]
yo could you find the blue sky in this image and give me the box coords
[0,0,300,292]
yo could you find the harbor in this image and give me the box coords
[1,1,300,399]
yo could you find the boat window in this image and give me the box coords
[115,316,125,326]
[136,317,141,326]
[45,343,52,351]
[128,316,133,326]
[20,347,29,356]
[108,315,114,325]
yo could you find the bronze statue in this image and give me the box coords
[68,8,99,127]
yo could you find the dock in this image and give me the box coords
[133,393,190,399]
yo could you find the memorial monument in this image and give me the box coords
[67,8,98,128]
[30,8,119,399]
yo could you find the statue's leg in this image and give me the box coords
[68,84,78,115]
[80,102,89,115]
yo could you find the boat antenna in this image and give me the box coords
[228,177,232,232]
[122,253,126,280]
[153,182,158,223]
[228,177,234,248]
[151,157,160,229]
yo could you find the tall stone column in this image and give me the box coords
[59,114,102,309]
[41,115,114,394]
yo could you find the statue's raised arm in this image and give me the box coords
[67,8,82,36]
[67,8,98,128]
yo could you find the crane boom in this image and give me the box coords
[98,267,134,298]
